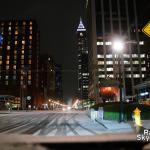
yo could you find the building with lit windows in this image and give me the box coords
[0,20,41,109]
[87,0,150,102]
[77,18,89,100]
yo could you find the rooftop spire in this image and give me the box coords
[77,17,86,32]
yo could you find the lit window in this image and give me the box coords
[99,75,105,78]
[82,73,89,76]
[109,74,114,78]
[7,46,10,50]
[1,22,4,26]
[139,41,144,45]
[21,75,23,80]
[106,61,113,65]
[29,21,32,25]
[142,74,145,78]
[0,61,2,65]
[28,70,31,74]
[29,35,32,40]
[23,21,26,25]
[22,45,25,49]
[97,55,104,58]
[6,66,9,70]
[13,65,16,70]
[132,54,138,58]
[141,67,146,71]
[29,26,32,30]
[5,76,9,80]
[106,54,113,58]
[124,61,130,64]
[0,56,2,60]
[30,31,32,34]
[8,27,11,31]
[80,32,83,37]
[123,54,130,58]
[28,80,31,85]
[133,61,139,64]
[14,50,17,54]
[140,54,145,58]
[21,55,24,59]
[22,50,24,54]
[6,60,9,65]
[105,41,112,45]
[78,65,81,69]
[133,74,140,78]
[7,56,10,59]
[28,60,31,64]
[107,68,113,71]
[126,67,131,71]
[126,74,131,78]
[98,68,104,71]
[22,40,25,44]
[98,61,104,65]
[15,31,18,35]
[28,75,31,80]
[97,41,103,45]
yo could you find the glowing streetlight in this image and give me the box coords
[112,39,124,53]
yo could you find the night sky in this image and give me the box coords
[0,0,86,101]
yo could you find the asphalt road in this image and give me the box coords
[0,110,107,136]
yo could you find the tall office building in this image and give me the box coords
[55,64,63,100]
[77,18,89,100]
[40,55,55,103]
[87,0,150,102]
[0,20,41,109]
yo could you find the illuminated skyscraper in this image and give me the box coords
[87,0,150,102]
[77,18,89,99]
[0,20,40,109]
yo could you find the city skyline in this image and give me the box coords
[0,0,86,100]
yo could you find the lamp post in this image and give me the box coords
[112,39,124,123]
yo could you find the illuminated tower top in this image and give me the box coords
[77,17,86,32]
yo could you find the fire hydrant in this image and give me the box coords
[133,107,142,132]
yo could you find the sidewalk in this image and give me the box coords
[96,118,132,131]
[96,118,150,132]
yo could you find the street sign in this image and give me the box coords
[142,21,150,37]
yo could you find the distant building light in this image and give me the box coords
[97,41,103,45]
[139,41,144,45]
[106,54,113,58]
[97,54,104,58]
[140,92,149,96]
[105,41,112,45]
[77,18,86,32]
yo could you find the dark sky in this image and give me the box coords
[0,0,86,100]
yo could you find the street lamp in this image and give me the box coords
[112,39,124,123]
